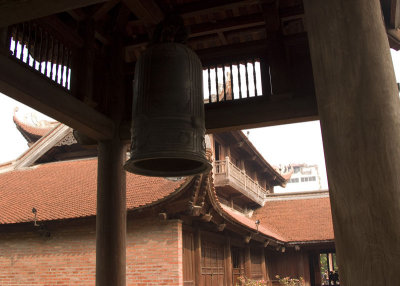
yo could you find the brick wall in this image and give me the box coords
[0,222,97,286]
[126,218,183,286]
[0,217,183,286]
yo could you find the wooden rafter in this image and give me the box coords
[0,0,109,27]
[176,0,261,19]
[122,0,163,25]
[0,54,114,141]
[93,0,121,21]
[124,14,266,58]
[189,13,265,38]
[67,9,87,22]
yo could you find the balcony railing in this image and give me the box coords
[213,156,268,205]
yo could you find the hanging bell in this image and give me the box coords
[124,17,211,177]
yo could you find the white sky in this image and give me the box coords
[1,50,400,192]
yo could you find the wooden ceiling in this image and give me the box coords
[6,0,306,64]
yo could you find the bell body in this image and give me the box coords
[124,43,211,177]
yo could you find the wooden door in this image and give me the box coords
[251,248,263,280]
[232,247,245,285]
[201,240,225,286]
[183,231,195,286]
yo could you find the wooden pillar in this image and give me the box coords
[304,0,400,285]
[95,8,127,285]
[244,246,251,279]
[96,139,126,286]
[0,27,9,55]
[260,248,267,281]
[194,228,202,285]
[224,237,233,286]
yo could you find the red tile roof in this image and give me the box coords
[220,205,286,241]
[253,197,334,242]
[0,156,333,243]
[0,158,186,224]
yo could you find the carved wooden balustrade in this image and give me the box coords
[213,156,268,205]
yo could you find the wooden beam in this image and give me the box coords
[38,16,84,48]
[119,96,318,142]
[217,32,228,45]
[0,54,114,140]
[0,0,109,27]
[67,9,87,22]
[391,0,400,28]
[189,13,265,38]
[122,0,163,25]
[124,15,265,53]
[178,0,260,19]
[196,40,269,66]
[93,0,121,21]
[204,96,319,133]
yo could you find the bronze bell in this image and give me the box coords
[124,21,211,177]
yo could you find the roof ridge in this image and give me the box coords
[13,108,57,141]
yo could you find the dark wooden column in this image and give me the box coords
[96,139,126,286]
[304,0,400,285]
[194,228,202,285]
[244,246,251,279]
[0,27,8,55]
[224,237,232,286]
[96,9,128,285]
[260,248,267,281]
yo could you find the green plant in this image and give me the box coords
[275,275,305,286]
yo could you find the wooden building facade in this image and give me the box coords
[0,117,334,285]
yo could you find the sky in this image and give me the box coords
[1,49,399,192]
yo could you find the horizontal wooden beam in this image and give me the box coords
[196,40,269,65]
[122,0,163,25]
[204,95,319,133]
[189,13,265,38]
[177,0,260,19]
[125,14,265,52]
[119,95,318,142]
[0,55,114,140]
[0,0,109,27]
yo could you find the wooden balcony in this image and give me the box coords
[213,156,268,206]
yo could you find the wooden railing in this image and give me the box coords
[203,58,266,104]
[213,156,267,203]
[5,21,73,91]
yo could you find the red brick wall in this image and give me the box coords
[0,218,183,286]
[0,222,97,285]
[126,218,183,285]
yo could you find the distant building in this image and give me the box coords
[275,163,322,193]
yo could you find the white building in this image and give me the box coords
[274,163,322,193]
